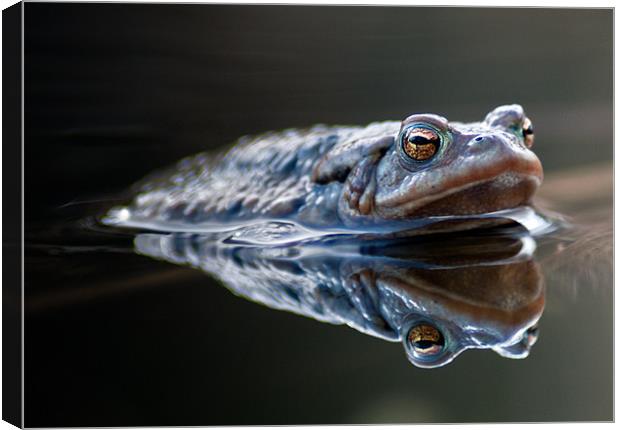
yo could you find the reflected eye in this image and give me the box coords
[408,323,445,357]
[402,127,440,161]
[522,117,534,148]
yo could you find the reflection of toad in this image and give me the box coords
[382,259,543,368]
[106,105,542,231]
[134,228,544,368]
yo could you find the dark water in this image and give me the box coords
[22,4,612,425]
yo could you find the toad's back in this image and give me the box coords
[121,121,400,229]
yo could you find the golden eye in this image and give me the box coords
[403,127,439,161]
[522,117,534,148]
[408,323,445,356]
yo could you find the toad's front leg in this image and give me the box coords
[312,135,392,218]
[341,152,381,216]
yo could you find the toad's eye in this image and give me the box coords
[402,127,440,161]
[522,117,534,148]
[408,323,445,357]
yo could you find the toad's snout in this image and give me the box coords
[463,132,543,183]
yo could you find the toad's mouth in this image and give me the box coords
[375,156,543,219]
[403,172,541,217]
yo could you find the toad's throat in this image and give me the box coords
[376,171,543,218]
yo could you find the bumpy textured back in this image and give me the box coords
[115,121,400,229]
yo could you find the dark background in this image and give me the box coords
[22,4,612,426]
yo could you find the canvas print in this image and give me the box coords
[3,2,613,426]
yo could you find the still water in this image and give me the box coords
[23,4,612,426]
[25,163,612,425]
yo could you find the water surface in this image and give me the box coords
[23,164,613,425]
